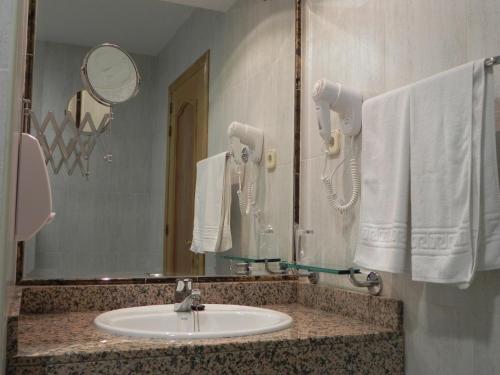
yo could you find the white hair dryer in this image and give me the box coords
[227,121,264,163]
[312,79,363,214]
[228,122,264,215]
[312,79,362,145]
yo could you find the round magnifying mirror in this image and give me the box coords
[66,90,112,133]
[81,43,140,105]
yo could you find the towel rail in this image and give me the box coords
[485,55,500,67]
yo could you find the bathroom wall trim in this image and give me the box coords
[293,0,302,227]
[15,0,303,286]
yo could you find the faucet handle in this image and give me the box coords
[175,279,185,292]
[174,278,193,303]
[175,278,193,293]
[184,278,193,292]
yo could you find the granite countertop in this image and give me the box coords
[12,303,400,367]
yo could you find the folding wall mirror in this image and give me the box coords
[18,0,301,284]
[31,43,138,177]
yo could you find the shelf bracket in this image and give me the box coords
[230,261,251,276]
[264,260,287,275]
[348,268,383,296]
[307,272,319,284]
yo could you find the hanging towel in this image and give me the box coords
[410,60,500,286]
[354,85,412,273]
[355,60,500,287]
[190,152,232,254]
[476,64,500,272]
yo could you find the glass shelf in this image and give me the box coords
[280,261,360,275]
[216,255,281,263]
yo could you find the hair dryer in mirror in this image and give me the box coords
[227,122,264,215]
[312,79,363,214]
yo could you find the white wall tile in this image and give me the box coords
[407,0,468,80]
[404,300,474,375]
[0,0,15,70]
[262,162,293,261]
[472,311,500,375]
[302,1,500,374]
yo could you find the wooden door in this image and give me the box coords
[164,51,209,276]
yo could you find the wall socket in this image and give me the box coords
[326,129,342,156]
[266,149,277,170]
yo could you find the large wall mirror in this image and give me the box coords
[19,0,298,282]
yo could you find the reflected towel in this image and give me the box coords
[191,152,232,253]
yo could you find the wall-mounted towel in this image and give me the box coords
[355,60,500,287]
[355,85,411,274]
[190,152,232,254]
[411,60,500,287]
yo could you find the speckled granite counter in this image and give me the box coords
[7,281,404,375]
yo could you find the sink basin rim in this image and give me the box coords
[94,304,293,339]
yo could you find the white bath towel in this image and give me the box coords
[190,152,232,254]
[411,60,500,286]
[355,85,412,273]
[476,65,500,272]
[355,59,500,287]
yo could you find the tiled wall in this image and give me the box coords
[300,1,500,374]
[0,0,28,370]
[152,0,296,274]
[25,42,163,278]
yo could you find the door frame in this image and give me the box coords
[164,51,209,275]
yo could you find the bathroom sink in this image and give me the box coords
[94,304,293,339]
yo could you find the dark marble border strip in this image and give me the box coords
[19,281,297,314]
[297,282,403,331]
[293,0,302,227]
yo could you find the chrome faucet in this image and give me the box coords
[174,278,202,312]
[175,289,202,312]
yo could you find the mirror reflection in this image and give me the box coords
[66,90,112,133]
[23,0,296,280]
[82,43,140,105]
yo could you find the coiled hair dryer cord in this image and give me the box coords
[320,137,360,214]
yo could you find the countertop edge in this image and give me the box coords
[11,329,403,366]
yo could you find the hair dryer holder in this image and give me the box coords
[312,79,363,145]
[227,121,264,164]
[240,147,249,163]
[228,147,249,164]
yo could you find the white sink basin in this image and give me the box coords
[94,304,293,339]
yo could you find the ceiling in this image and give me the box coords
[35,0,236,56]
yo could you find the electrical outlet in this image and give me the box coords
[266,149,277,170]
[326,129,342,156]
